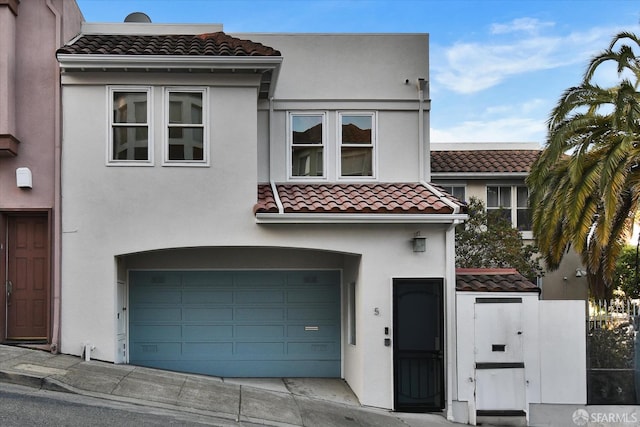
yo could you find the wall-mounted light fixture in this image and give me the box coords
[576,268,587,278]
[16,167,32,189]
[412,232,426,252]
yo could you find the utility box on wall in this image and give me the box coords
[16,167,32,188]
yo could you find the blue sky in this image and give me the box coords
[77,0,640,145]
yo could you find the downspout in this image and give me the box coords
[268,97,274,182]
[445,221,458,422]
[46,0,62,354]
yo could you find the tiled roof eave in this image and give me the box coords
[56,53,283,72]
[255,212,468,224]
[431,172,529,178]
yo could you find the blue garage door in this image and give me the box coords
[129,270,341,377]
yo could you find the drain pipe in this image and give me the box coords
[416,78,428,182]
[46,0,62,355]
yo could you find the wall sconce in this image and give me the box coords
[16,167,32,189]
[576,268,587,278]
[412,232,426,252]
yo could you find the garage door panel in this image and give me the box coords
[235,307,285,321]
[236,325,284,338]
[235,290,284,304]
[131,324,181,340]
[288,306,338,320]
[182,342,233,358]
[132,343,181,359]
[182,290,233,304]
[288,288,338,303]
[235,271,285,286]
[183,307,233,321]
[129,270,341,377]
[131,289,181,304]
[132,307,182,321]
[182,325,233,340]
[288,341,338,356]
[287,324,339,338]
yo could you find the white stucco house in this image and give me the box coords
[56,19,469,415]
[56,17,588,424]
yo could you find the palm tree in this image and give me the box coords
[527,32,640,299]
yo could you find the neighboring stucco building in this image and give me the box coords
[56,19,469,414]
[431,142,588,301]
[0,0,82,350]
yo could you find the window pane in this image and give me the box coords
[341,147,372,176]
[113,127,148,160]
[341,115,372,144]
[500,186,511,207]
[169,92,203,124]
[517,186,529,207]
[292,115,322,145]
[487,186,499,207]
[292,146,323,176]
[168,127,203,161]
[452,186,466,200]
[113,92,147,123]
[517,209,532,231]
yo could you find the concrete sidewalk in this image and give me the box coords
[0,345,455,426]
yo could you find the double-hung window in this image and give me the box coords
[165,88,207,165]
[109,88,151,164]
[487,185,532,235]
[289,112,326,178]
[339,112,375,178]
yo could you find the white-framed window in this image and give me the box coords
[338,112,376,179]
[288,112,326,179]
[164,87,208,165]
[438,184,466,202]
[108,87,152,165]
[487,185,531,235]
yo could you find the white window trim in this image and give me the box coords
[486,184,532,238]
[107,86,153,167]
[287,111,328,181]
[337,111,377,181]
[162,87,209,167]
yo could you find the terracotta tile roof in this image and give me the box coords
[431,150,540,174]
[254,183,466,215]
[456,268,540,293]
[57,32,281,57]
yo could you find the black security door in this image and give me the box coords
[393,278,444,412]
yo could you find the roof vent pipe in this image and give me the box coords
[124,12,152,23]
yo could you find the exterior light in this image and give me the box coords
[412,232,426,252]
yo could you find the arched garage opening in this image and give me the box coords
[116,247,360,378]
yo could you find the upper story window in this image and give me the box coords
[164,88,207,165]
[339,112,376,178]
[110,88,152,165]
[439,185,466,202]
[487,185,531,233]
[289,112,326,178]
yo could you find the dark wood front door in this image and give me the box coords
[393,278,444,412]
[6,215,50,341]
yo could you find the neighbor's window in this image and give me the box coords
[110,88,151,163]
[290,113,325,178]
[165,88,207,164]
[439,185,466,202]
[487,185,531,232]
[339,112,375,178]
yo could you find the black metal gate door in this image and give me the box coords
[393,278,444,412]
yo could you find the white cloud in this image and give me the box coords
[491,18,554,35]
[432,24,622,94]
[431,117,547,144]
